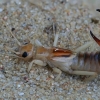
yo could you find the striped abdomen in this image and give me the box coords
[71,52,100,73]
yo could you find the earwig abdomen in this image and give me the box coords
[71,52,100,73]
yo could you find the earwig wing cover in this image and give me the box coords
[47,55,75,73]
[52,48,73,57]
[47,48,76,72]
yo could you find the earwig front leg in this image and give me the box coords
[52,68,62,80]
[28,59,47,72]
[71,71,98,81]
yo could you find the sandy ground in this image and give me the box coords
[0,0,100,100]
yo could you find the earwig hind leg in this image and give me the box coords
[83,72,98,82]
[75,41,93,52]
[52,68,62,81]
[47,61,62,80]
[28,59,47,72]
[71,71,98,81]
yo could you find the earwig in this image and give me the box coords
[2,9,100,81]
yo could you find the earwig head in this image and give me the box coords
[90,31,100,46]
[1,18,35,61]
[7,32,34,61]
[15,42,34,61]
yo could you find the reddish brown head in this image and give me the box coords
[16,42,34,61]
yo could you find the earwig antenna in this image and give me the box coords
[4,46,23,58]
[1,19,21,46]
[1,45,20,58]
[0,53,21,58]
[9,31,21,46]
[7,54,22,58]
[4,46,20,55]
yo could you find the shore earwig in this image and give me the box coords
[5,31,98,81]
[2,9,100,81]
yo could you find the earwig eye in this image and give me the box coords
[22,52,28,58]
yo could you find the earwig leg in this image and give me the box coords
[71,71,97,75]
[75,41,93,52]
[28,59,47,72]
[52,68,62,80]
[84,73,98,82]
[71,71,98,81]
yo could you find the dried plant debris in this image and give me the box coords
[0,0,100,100]
[43,23,57,45]
[43,23,57,35]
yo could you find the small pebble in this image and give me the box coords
[0,8,3,12]
[36,76,40,81]
[29,88,34,95]
[18,92,24,96]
